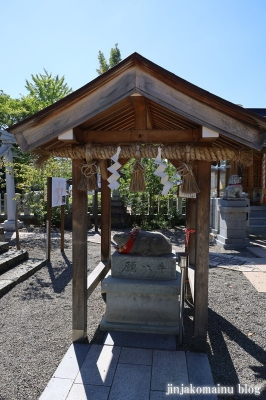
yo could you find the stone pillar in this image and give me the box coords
[3,148,23,231]
[210,197,220,235]
[216,198,249,249]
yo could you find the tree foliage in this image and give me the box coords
[24,69,72,108]
[118,158,181,229]
[96,44,122,75]
[1,156,72,224]
[0,91,33,128]
[0,70,72,129]
[0,70,73,227]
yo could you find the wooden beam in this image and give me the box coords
[10,65,266,153]
[98,159,108,181]
[135,69,265,149]
[101,160,111,262]
[73,127,87,144]
[118,158,130,168]
[193,160,211,352]
[72,159,88,342]
[87,261,110,298]
[146,102,153,129]
[84,129,200,144]
[12,69,137,152]
[168,159,181,169]
[130,95,147,129]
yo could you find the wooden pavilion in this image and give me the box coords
[8,53,266,352]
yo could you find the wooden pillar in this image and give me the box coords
[217,161,221,199]
[248,162,254,203]
[193,160,211,352]
[186,163,198,266]
[94,181,99,232]
[262,154,266,202]
[72,159,88,342]
[101,160,111,262]
[46,177,52,261]
[186,198,197,264]
[225,162,231,187]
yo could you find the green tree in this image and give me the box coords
[96,51,109,75]
[24,69,72,109]
[0,91,33,128]
[118,158,178,229]
[0,70,73,235]
[0,70,72,129]
[96,43,122,75]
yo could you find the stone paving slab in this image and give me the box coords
[118,347,153,365]
[108,363,151,400]
[151,350,189,395]
[150,391,185,400]
[39,377,73,400]
[186,352,217,400]
[67,383,110,400]
[53,343,90,380]
[243,271,266,292]
[75,344,121,386]
[209,252,260,271]
[216,264,260,272]
[104,331,176,350]
[248,258,266,272]
[40,341,216,400]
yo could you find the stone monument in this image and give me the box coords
[216,175,250,249]
[100,229,180,334]
[111,189,130,228]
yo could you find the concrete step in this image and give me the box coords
[0,258,46,296]
[248,227,266,236]
[249,217,266,226]
[0,242,9,254]
[250,206,266,218]
[247,246,266,258]
[0,249,29,274]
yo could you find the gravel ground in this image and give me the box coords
[0,227,265,399]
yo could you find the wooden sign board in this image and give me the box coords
[52,177,67,207]
[46,177,67,260]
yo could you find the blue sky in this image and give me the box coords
[1,0,265,107]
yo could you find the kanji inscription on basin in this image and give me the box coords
[111,251,176,280]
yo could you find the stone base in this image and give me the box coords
[100,318,179,335]
[100,271,180,334]
[2,219,23,232]
[217,197,250,249]
[220,198,248,207]
[111,251,176,280]
[216,235,250,249]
